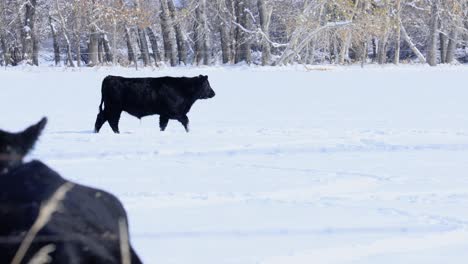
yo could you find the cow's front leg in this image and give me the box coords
[177,115,189,132]
[159,116,169,131]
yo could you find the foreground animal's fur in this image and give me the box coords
[0,119,143,264]
[94,75,216,133]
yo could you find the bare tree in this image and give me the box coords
[377,0,391,64]
[427,0,439,66]
[159,0,177,66]
[137,28,150,66]
[49,16,61,65]
[101,33,113,63]
[53,0,75,67]
[257,0,272,65]
[394,0,402,64]
[446,28,458,63]
[146,27,161,64]
[125,27,137,67]
[195,0,211,65]
[217,0,231,64]
[234,0,252,64]
[401,22,427,63]
[0,0,465,67]
[23,0,38,65]
[167,0,187,64]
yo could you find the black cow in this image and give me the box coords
[0,118,143,264]
[94,75,216,133]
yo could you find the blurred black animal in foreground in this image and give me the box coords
[0,118,143,264]
[94,75,216,133]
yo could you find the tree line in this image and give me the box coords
[0,0,467,67]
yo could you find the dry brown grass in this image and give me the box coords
[10,182,74,264]
[119,218,131,264]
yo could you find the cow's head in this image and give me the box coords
[198,75,215,99]
[0,118,47,174]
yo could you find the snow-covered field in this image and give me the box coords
[1,65,468,264]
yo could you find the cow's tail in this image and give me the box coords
[94,82,106,133]
[98,96,104,113]
[98,80,105,113]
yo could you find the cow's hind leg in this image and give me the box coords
[94,112,107,133]
[107,111,122,134]
[177,115,189,132]
[159,116,169,131]
[130,247,143,264]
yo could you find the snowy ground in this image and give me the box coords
[1,64,468,264]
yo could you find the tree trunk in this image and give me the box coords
[32,31,39,66]
[439,31,447,63]
[400,23,426,63]
[64,40,75,67]
[371,38,377,62]
[306,41,315,64]
[394,0,401,64]
[98,37,104,64]
[137,28,150,66]
[194,10,203,65]
[377,1,390,65]
[0,36,8,66]
[75,3,82,67]
[88,27,99,66]
[112,20,117,65]
[23,0,38,65]
[243,0,252,64]
[377,38,388,64]
[167,0,187,64]
[14,0,24,63]
[49,16,61,66]
[445,28,458,63]
[427,0,439,66]
[101,34,113,63]
[227,0,237,63]
[194,1,210,65]
[339,32,351,64]
[54,0,74,67]
[76,38,81,67]
[361,40,368,67]
[125,27,137,67]
[219,25,231,64]
[200,0,211,65]
[146,27,161,64]
[258,0,272,65]
[0,1,8,65]
[10,46,22,66]
[333,37,339,64]
[234,0,252,64]
[159,0,177,66]
[217,0,231,64]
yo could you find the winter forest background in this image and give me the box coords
[0,0,467,68]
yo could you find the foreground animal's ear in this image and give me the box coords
[198,74,208,80]
[17,117,47,156]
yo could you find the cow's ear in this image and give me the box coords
[17,117,47,156]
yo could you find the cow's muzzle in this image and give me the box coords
[207,90,215,99]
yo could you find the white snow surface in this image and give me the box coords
[1,64,468,264]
